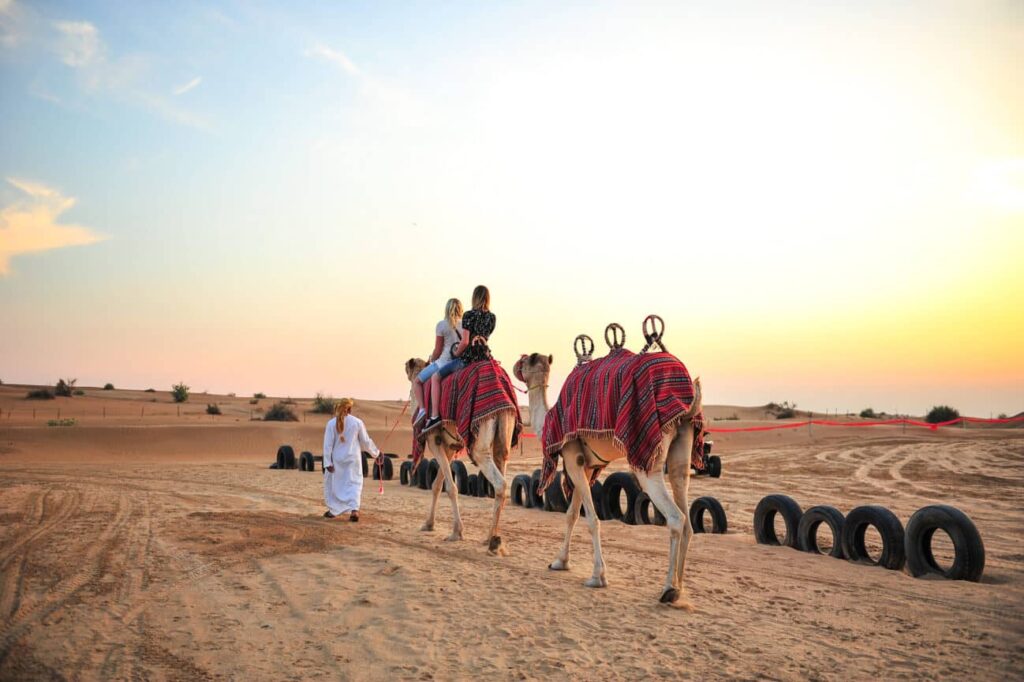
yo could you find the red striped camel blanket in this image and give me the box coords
[540,349,705,493]
[412,359,522,469]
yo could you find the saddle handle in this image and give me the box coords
[641,314,668,354]
[604,323,626,350]
[573,334,595,366]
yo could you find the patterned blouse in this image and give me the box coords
[459,309,496,365]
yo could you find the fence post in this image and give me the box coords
[103,406,106,419]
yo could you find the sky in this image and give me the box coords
[1,0,1021,416]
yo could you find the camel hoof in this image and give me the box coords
[660,587,680,604]
[548,559,569,571]
[584,576,607,588]
[444,532,462,542]
[420,523,434,532]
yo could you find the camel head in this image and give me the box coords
[405,357,427,382]
[514,352,553,390]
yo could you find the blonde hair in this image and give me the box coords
[471,285,490,312]
[335,398,354,436]
[445,298,463,330]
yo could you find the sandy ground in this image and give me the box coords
[0,386,1021,680]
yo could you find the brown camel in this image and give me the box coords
[515,352,703,603]
[403,358,518,555]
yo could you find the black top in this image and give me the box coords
[459,309,496,365]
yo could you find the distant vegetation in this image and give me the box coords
[859,408,878,419]
[206,403,222,415]
[925,405,960,424]
[766,401,797,419]
[253,392,267,399]
[103,383,115,390]
[145,388,156,393]
[26,388,55,400]
[249,398,259,405]
[54,378,77,397]
[311,393,335,414]
[264,402,298,422]
[47,418,77,427]
[171,382,190,403]
[998,413,1008,419]
[280,397,296,405]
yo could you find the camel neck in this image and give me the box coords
[527,384,549,435]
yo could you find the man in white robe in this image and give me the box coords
[323,399,380,521]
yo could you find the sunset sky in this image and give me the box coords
[1,1,1021,416]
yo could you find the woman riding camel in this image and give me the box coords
[411,298,464,426]
[323,398,380,521]
[423,285,495,432]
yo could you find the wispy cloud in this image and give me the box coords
[0,178,106,276]
[0,0,22,47]
[173,75,202,96]
[305,43,360,76]
[53,19,100,66]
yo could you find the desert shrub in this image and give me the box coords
[767,400,797,419]
[73,389,85,396]
[311,393,335,414]
[264,402,298,422]
[776,408,796,419]
[280,397,296,405]
[26,388,55,400]
[253,392,267,399]
[145,388,156,393]
[54,378,77,397]
[925,405,960,424]
[171,382,190,403]
[47,418,77,427]
[227,392,236,398]
[103,383,115,390]
[859,408,877,419]
[249,398,259,405]
[998,413,1008,419]
[206,403,222,415]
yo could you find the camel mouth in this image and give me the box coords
[513,354,527,383]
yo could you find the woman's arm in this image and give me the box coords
[428,335,444,363]
[357,420,380,457]
[453,327,470,357]
[323,421,334,471]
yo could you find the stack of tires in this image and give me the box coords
[272,445,296,470]
[752,494,985,581]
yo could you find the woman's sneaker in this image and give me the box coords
[413,408,426,426]
[423,416,442,433]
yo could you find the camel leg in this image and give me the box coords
[635,447,686,604]
[548,454,583,571]
[420,446,445,532]
[551,441,607,587]
[665,425,695,594]
[475,419,509,555]
[436,448,464,541]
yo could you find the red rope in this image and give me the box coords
[707,414,1024,433]
[374,401,410,494]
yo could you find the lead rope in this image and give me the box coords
[374,401,410,494]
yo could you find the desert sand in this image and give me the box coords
[0,385,1021,680]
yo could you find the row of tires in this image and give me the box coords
[270,445,399,478]
[398,462,730,534]
[752,494,985,581]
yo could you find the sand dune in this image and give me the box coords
[0,388,1021,679]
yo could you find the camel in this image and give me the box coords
[403,358,518,555]
[514,350,703,604]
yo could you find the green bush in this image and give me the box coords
[206,403,222,415]
[47,418,77,427]
[925,405,960,424]
[264,403,298,422]
[859,408,877,419]
[171,382,190,403]
[73,389,85,396]
[103,383,115,390]
[253,392,267,399]
[249,398,259,405]
[311,393,335,414]
[26,388,55,400]
[145,388,156,393]
[54,378,77,397]
[998,413,1008,420]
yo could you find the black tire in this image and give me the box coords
[269,463,279,469]
[277,445,295,470]
[427,459,440,488]
[371,456,394,481]
[528,469,544,509]
[361,451,370,477]
[753,494,802,547]
[582,480,606,519]
[383,452,399,459]
[690,496,727,534]
[905,505,984,581]
[542,472,569,513]
[467,473,479,496]
[634,492,667,526]
[841,505,906,570]
[451,461,469,495]
[603,472,641,525]
[300,451,314,472]
[707,455,722,478]
[797,505,845,558]
[417,461,431,490]
[478,474,494,498]
[510,474,531,506]
[400,460,412,485]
